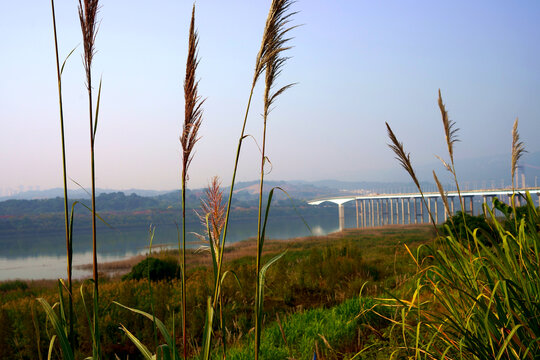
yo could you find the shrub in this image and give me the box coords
[122,257,180,281]
[0,280,28,292]
[441,210,497,245]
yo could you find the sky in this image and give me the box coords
[1,1,540,195]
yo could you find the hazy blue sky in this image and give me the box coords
[1,1,540,194]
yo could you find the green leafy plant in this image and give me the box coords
[122,257,180,282]
[379,92,539,359]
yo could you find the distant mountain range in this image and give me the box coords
[2,152,539,202]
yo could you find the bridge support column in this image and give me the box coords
[470,197,474,215]
[362,200,366,228]
[387,199,390,225]
[408,198,411,224]
[413,198,418,224]
[420,198,424,223]
[401,198,405,225]
[355,199,359,228]
[379,199,383,226]
[390,198,394,224]
[370,199,374,227]
[377,199,382,226]
[434,199,438,224]
[338,203,345,231]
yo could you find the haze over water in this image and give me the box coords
[0,214,345,281]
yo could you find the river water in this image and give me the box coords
[0,212,357,281]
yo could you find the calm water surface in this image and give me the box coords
[0,213,356,280]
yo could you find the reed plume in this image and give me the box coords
[255,2,296,358]
[438,89,459,164]
[197,176,225,252]
[511,117,526,189]
[180,5,203,358]
[386,122,438,233]
[510,118,526,227]
[386,123,420,190]
[78,0,101,357]
[437,90,467,234]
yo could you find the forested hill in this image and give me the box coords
[0,191,188,216]
[0,181,344,234]
[0,180,345,217]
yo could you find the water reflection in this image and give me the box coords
[0,213,348,280]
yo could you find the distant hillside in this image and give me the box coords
[3,150,539,204]
[0,188,172,201]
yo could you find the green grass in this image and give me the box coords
[0,227,432,359]
[384,92,540,359]
[221,296,393,360]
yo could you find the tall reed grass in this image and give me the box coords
[50,0,75,348]
[180,5,204,358]
[38,1,104,359]
[378,92,539,359]
[78,0,103,357]
[39,0,299,357]
[115,1,297,359]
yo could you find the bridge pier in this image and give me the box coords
[420,198,424,223]
[401,198,405,224]
[362,200,366,227]
[378,199,382,226]
[390,198,394,224]
[434,198,439,224]
[408,198,412,224]
[370,199,374,227]
[355,199,359,228]
[338,203,345,231]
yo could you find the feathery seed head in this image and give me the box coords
[386,122,420,190]
[78,0,99,88]
[197,176,226,251]
[254,0,297,88]
[438,89,459,164]
[181,5,204,179]
[511,117,527,185]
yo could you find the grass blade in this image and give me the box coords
[118,324,154,360]
[36,298,74,360]
[200,297,215,360]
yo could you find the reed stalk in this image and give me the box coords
[212,0,296,311]
[385,122,438,234]
[77,0,101,357]
[50,0,74,347]
[253,2,296,358]
[436,90,469,239]
[255,38,295,360]
[382,111,538,359]
[511,117,527,228]
[197,177,227,356]
[180,6,204,358]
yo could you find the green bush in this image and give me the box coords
[0,280,28,292]
[122,257,180,281]
[441,210,497,245]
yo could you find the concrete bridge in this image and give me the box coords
[308,188,540,231]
